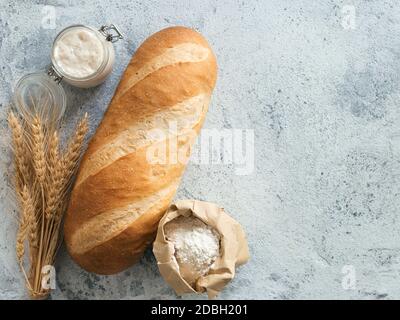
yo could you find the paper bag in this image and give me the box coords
[153,199,249,299]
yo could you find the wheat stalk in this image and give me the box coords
[9,109,88,299]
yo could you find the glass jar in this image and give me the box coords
[12,24,122,124]
[13,72,67,124]
[50,24,122,88]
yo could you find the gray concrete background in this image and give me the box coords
[1,0,400,299]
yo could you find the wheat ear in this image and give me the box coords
[16,186,35,264]
[62,113,88,184]
[48,131,59,175]
[8,112,30,187]
[45,132,62,220]
[29,214,39,249]
[31,117,46,185]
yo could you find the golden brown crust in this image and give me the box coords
[68,188,176,274]
[64,26,217,275]
[86,28,217,156]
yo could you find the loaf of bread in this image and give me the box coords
[64,27,217,274]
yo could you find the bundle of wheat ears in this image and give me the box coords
[8,110,88,299]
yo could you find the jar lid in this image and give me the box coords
[13,71,66,124]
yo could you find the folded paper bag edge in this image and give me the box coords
[157,262,197,295]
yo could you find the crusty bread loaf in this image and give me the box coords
[64,26,217,275]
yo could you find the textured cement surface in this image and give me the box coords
[1,0,400,299]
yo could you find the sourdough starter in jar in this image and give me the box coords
[51,25,115,88]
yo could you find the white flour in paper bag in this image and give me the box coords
[153,200,250,298]
[164,216,220,285]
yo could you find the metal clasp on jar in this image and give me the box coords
[47,66,63,84]
[99,24,124,43]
